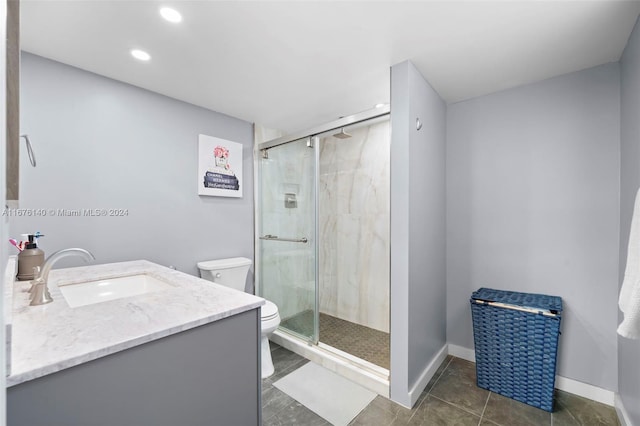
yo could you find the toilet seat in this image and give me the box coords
[261,300,279,321]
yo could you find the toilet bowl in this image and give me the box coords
[260,300,280,377]
[197,257,281,379]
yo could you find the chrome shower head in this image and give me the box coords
[333,128,352,139]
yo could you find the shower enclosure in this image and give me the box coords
[259,136,318,342]
[258,107,391,385]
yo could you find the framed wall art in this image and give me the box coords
[198,134,243,198]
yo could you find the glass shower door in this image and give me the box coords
[259,137,318,343]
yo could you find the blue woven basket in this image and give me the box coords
[470,288,562,412]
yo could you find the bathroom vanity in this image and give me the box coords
[5,259,264,426]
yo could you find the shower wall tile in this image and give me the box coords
[319,120,390,333]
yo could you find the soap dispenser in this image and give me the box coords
[17,233,45,281]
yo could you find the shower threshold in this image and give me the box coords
[270,329,390,397]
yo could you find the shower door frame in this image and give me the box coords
[256,104,391,346]
[257,136,318,344]
[259,105,390,151]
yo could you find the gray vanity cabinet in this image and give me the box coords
[7,309,261,426]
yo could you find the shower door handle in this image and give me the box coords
[260,235,308,243]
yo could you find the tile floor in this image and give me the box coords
[263,343,620,426]
[279,311,390,369]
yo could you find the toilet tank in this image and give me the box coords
[197,257,252,292]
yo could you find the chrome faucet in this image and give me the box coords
[30,248,96,306]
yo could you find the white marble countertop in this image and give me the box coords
[7,260,264,387]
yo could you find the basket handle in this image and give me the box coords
[472,300,559,317]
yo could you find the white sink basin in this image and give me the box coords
[59,274,173,308]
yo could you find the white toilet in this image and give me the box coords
[197,257,281,379]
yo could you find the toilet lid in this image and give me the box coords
[261,300,279,319]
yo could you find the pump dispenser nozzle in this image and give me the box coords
[33,232,44,247]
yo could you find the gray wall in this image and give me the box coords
[390,61,447,407]
[619,16,640,425]
[447,63,621,391]
[12,53,254,282]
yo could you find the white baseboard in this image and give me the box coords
[554,376,614,406]
[615,394,632,426]
[447,344,615,407]
[405,344,448,408]
[447,344,475,362]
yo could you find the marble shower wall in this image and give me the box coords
[319,119,390,333]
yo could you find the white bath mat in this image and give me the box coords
[273,362,376,426]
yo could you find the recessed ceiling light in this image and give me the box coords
[130,49,151,61]
[375,103,386,108]
[160,7,182,23]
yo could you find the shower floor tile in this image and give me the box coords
[280,311,390,369]
[320,313,390,369]
[279,309,314,337]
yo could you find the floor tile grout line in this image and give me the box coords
[429,393,484,419]
[405,356,456,424]
[272,355,308,375]
[427,356,488,420]
[554,401,578,426]
[405,363,450,426]
[266,360,309,387]
[477,392,491,426]
[405,395,426,424]
[426,356,454,396]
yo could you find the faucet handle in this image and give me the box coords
[27,267,41,293]
[29,283,53,306]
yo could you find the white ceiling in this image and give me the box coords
[21,1,640,133]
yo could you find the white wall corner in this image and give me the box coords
[447,344,475,363]
[391,387,412,409]
[404,344,449,408]
[446,344,615,406]
[615,394,632,426]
